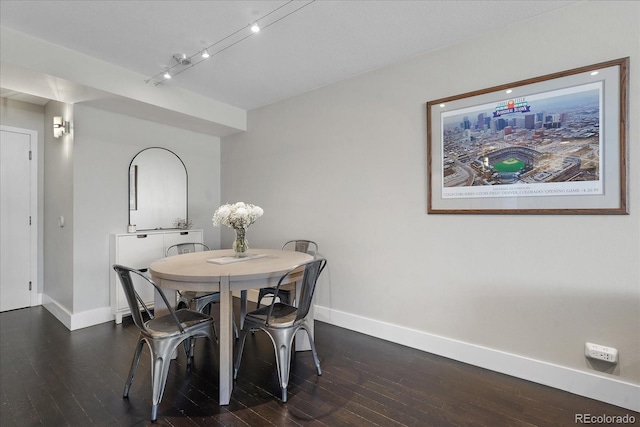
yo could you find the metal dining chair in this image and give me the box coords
[256,240,318,308]
[234,257,327,402]
[166,243,238,355]
[112,264,215,422]
[167,243,215,316]
[165,242,210,257]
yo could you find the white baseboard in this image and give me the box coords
[42,294,114,331]
[314,305,640,412]
[42,294,72,330]
[70,306,114,330]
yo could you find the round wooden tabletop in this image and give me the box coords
[149,248,313,290]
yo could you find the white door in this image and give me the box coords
[1,127,36,311]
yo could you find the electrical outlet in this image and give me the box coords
[585,342,618,364]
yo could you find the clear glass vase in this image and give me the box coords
[233,227,249,257]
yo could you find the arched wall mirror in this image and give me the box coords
[129,147,187,231]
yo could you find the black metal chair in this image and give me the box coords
[112,264,216,422]
[234,257,327,402]
[256,240,318,308]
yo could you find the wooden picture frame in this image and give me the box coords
[426,57,628,214]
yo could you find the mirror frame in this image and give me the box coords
[128,147,188,230]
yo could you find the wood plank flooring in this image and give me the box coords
[1,306,636,426]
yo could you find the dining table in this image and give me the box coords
[149,248,313,405]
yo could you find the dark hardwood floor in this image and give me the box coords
[1,305,636,426]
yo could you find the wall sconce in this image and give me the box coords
[53,116,70,138]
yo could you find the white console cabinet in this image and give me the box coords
[110,229,203,323]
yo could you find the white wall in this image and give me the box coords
[221,1,639,409]
[72,104,222,313]
[44,100,74,311]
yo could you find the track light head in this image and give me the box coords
[173,53,192,66]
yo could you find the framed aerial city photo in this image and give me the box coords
[426,57,628,214]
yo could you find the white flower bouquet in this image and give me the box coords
[212,202,263,257]
[212,202,264,230]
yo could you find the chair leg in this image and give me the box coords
[276,336,293,403]
[256,289,266,308]
[213,322,219,343]
[151,400,159,421]
[149,346,174,422]
[267,327,297,403]
[187,326,217,366]
[301,323,322,376]
[234,327,250,379]
[240,290,247,331]
[123,339,144,398]
[182,338,194,366]
[233,317,239,339]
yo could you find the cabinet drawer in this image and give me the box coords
[164,230,204,252]
[117,233,165,268]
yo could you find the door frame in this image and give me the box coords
[1,125,38,307]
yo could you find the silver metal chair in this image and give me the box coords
[165,242,211,257]
[112,264,215,422]
[256,240,318,308]
[166,243,238,349]
[234,257,327,402]
[167,243,215,315]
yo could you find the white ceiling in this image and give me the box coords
[0,0,576,111]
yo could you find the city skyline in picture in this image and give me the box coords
[439,82,602,199]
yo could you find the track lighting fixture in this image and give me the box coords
[146,0,316,85]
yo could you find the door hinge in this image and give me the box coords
[29,216,32,225]
[29,281,32,291]
[29,150,32,160]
